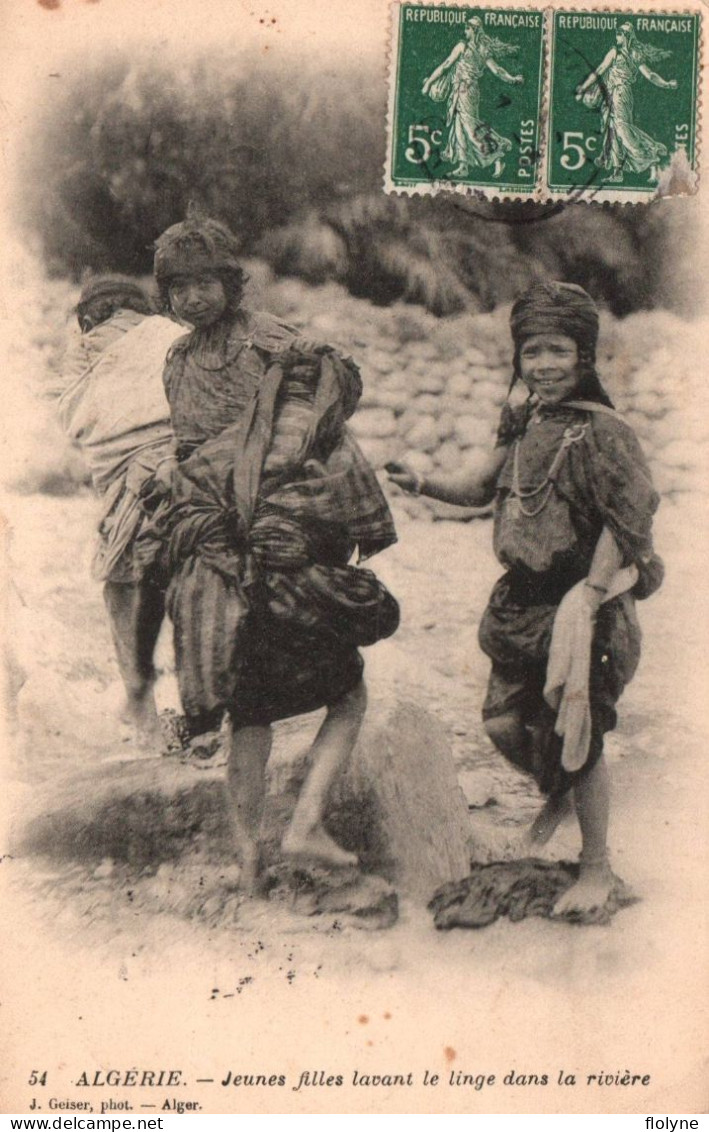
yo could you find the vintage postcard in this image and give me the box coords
[1,0,707,1118]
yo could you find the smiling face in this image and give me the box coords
[168,274,228,328]
[518,333,581,405]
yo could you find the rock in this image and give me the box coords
[435,439,464,473]
[458,769,499,809]
[366,350,396,375]
[363,388,408,414]
[264,699,474,903]
[400,449,435,476]
[411,393,441,416]
[437,412,456,441]
[407,340,440,362]
[446,372,472,398]
[657,439,703,471]
[380,369,409,392]
[403,415,440,453]
[351,408,398,439]
[355,436,400,469]
[467,365,497,383]
[631,389,668,419]
[440,395,476,418]
[464,346,489,367]
[472,379,507,407]
[454,415,494,449]
[414,372,445,395]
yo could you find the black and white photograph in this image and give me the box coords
[0,0,706,1117]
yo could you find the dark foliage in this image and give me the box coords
[19,49,690,315]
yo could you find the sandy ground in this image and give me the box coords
[1,487,707,1114]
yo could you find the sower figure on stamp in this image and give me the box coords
[389,282,663,918]
[55,277,184,747]
[146,209,399,893]
[422,16,523,180]
[575,23,677,183]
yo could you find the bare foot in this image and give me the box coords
[493,157,505,178]
[119,690,164,751]
[525,791,573,849]
[282,825,358,870]
[552,860,614,919]
[450,163,469,177]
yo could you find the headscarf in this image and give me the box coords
[76,275,151,324]
[154,205,242,285]
[509,281,613,408]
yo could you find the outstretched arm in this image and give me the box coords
[387,445,507,508]
[639,63,677,89]
[423,42,464,93]
[575,48,615,96]
[486,58,523,84]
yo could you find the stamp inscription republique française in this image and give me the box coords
[386,3,701,202]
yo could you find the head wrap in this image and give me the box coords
[510,281,599,357]
[76,275,150,318]
[509,281,613,408]
[153,205,242,284]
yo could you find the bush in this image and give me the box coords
[17,49,694,316]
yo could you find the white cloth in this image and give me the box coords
[544,565,638,773]
[58,312,183,493]
[57,312,184,580]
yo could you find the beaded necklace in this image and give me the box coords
[508,422,588,518]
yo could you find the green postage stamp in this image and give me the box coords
[385,3,702,202]
[548,10,701,202]
[386,5,546,196]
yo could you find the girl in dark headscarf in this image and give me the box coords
[389,282,662,919]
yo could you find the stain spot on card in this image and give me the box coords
[383,1012,392,1020]
[444,1046,456,1062]
[38,0,61,9]
[358,1014,369,1024]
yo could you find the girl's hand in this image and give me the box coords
[422,79,431,96]
[385,461,423,495]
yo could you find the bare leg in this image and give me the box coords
[525,790,573,848]
[226,723,272,894]
[492,157,505,179]
[282,681,367,869]
[451,163,469,177]
[484,711,529,774]
[553,754,613,917]
[104,579,164,746]
[485,713,571,851]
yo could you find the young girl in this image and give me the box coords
[149,210,399,892]
[57,276,183,745]
[389,281,662,917]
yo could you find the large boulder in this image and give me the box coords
[264,697,473,903]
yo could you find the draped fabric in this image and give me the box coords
[583,51,668,174]
[57,312,183,581]
[479,403,660,795]
[439,42,514,169]
[145,324,398,733]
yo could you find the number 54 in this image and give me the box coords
[560,131,597,170]
[405,124,443,164]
